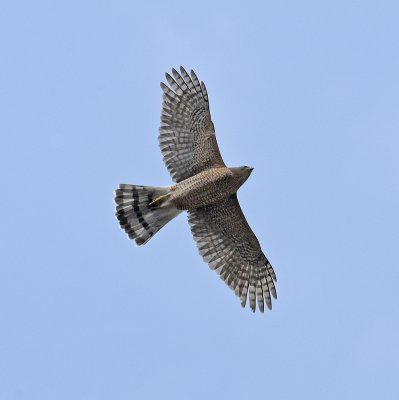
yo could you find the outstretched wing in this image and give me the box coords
[159,67,226,183]
[188,194,277,312]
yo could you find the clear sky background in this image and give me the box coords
[1,1,398,399]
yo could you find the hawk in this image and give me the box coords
[115,67,277,312]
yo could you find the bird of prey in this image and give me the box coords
[115,67,277,312]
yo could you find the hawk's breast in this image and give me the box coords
[171,167,238,210]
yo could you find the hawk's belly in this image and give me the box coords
[171,168,238,210]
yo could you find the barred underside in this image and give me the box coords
[115,184,181,246]
[114,67,278,314]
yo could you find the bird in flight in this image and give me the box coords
[115,67,277,312]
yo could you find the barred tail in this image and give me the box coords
[115,184,181,246]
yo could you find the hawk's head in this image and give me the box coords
[230,166,254,187]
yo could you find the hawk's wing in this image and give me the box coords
[188,194,277,312]
[159,67,226,183]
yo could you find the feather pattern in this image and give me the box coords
[188,194,277,312]
[115,184,181,246]
[159,66,225,183]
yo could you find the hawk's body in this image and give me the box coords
[115,67,277,312]
[170,167,246,210]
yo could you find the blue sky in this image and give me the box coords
[1,1,399,399]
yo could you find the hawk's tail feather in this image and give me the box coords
[115,184,181,246]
